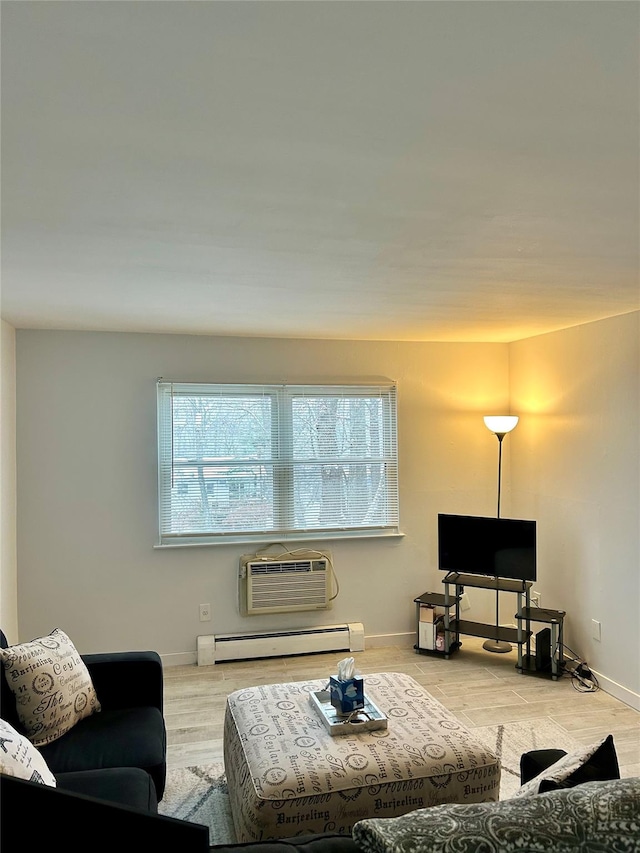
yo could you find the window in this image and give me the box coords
[156,381,399,546]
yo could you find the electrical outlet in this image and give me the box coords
[531,590,541,608]
[591,619,601,641]
[460,592,471,612]
[199,603,211,622]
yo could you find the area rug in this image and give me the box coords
[159,718,583,842]
[470,717,583,800]
[159,762,235,845]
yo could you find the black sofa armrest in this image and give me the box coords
[520,749,568,785]
[0,775,208,853]
[83,651,164,713]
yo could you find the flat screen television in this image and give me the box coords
[438,513,537,582]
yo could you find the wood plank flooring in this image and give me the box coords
[163,637,640,778]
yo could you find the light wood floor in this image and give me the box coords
[163,637,640,778]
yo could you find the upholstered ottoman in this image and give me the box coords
[224,671,500,842]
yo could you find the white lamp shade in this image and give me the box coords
[484,415,519,435]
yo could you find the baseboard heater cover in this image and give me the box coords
[197,622,365,666]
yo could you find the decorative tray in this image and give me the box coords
[308,689,388,736]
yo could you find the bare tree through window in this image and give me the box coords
[157,382,398,545]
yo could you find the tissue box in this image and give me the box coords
[329,676,364,716]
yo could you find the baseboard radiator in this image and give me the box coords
[197,622,365,666]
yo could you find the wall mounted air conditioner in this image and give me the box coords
[239,554,332,615]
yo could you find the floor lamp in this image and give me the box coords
[483,415,519,654]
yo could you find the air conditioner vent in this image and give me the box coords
[239,555,332,615]
[250,560,318,575]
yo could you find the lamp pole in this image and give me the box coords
[482,416,518,654]
[496,432,505,519]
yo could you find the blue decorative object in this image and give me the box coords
[329,676,364,716]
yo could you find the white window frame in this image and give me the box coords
[156,380,400,546]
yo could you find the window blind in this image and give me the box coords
[157,380,399,546]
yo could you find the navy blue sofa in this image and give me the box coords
[0,629,166,808]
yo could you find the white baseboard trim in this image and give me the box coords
[592,670,640,711]
[161,651,197,667]
[365,631,415,649]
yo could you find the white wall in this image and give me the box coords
[11,317,640,703]
[510,311,640,705]
[15,331,509,661]
[0,320,18,642]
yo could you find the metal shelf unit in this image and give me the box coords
[515,606,566,680]
[413,591,460,657]
[441,572,533,663]
[414,576,566,679]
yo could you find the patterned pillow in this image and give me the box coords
[0,628,101,746]
[513,734,619,797]
[352,779,640,853]
[0,718,56,786]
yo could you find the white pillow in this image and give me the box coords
[0,718,56,786]
[0,628,101,746]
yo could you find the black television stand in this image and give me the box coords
[442,572,533,661]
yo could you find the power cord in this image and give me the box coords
[561,643,600,693]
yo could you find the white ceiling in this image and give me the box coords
[1,1,638,343]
